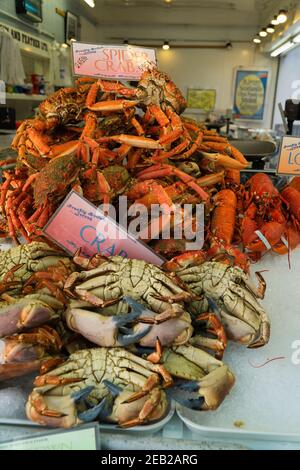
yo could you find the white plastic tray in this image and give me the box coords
[0,402,176,436]
[177,247,300,445]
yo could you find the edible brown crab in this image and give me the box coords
[0,242,72,288]
[64,255,270,353]
[165,256,270,348]
[26,345,234,428]
[64,256,229,357]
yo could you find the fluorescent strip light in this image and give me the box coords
[293,34,300,43]
[271,41,293,57]
[83,0,95,7]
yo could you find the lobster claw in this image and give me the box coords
[166,380,205,410]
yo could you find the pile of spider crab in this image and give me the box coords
[0,241,270,428]
[0,67,299,262]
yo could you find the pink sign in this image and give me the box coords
[72,43,157,80]
[43,191,164,266]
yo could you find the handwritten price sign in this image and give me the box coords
[72,43,157,80]
[277,136,300,175]
[43,191,164,266]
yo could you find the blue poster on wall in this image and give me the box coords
[233,69,268,120]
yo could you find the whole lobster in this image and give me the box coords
[241,174,288,257]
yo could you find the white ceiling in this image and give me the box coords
[78,0,290,42]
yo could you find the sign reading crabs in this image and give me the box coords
[43,190,164,265]
[71,43,157,80]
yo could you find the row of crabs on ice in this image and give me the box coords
[0,241,269,428]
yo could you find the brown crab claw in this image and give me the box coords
[0,300,58,337]
[65,302,151,347]
[0,361,41,381]
[166,366,235,411]
[247,319,271,349]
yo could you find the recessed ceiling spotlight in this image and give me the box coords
[226,42,233,50]
[162,41,170,50]
[277,9,288,24]
[253,36,261,44]
[271,16,279,25]
[266,24,275,34]
[259,28,268,37]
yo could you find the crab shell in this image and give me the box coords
[25,348,170,428]
[0,242,72,286]
[176,262,270,348]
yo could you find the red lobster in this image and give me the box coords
[241,174,294,257]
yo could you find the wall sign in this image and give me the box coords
[233,69,268,121]
[0,21,49,57]
[43,191,164,266]
[187,89,216,112]
[72,43,157,80]
[277,136,300,175]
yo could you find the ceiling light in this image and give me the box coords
[293,34,300,43]
[83,0,95,7]
[271,16,279,25]
[253,36,261,44]
[164,0,172,3]
[70,38,77,43]
[259,28,268,37]
[123,39,129,45]
[61,43,69,48]
[277,9,288,24]
[266,24,275,34]
[162,41,170,50]
[271,41,293,57]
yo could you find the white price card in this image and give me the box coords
[277,136,300,175]
[0,423,100,450]
[72,42,157,80]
